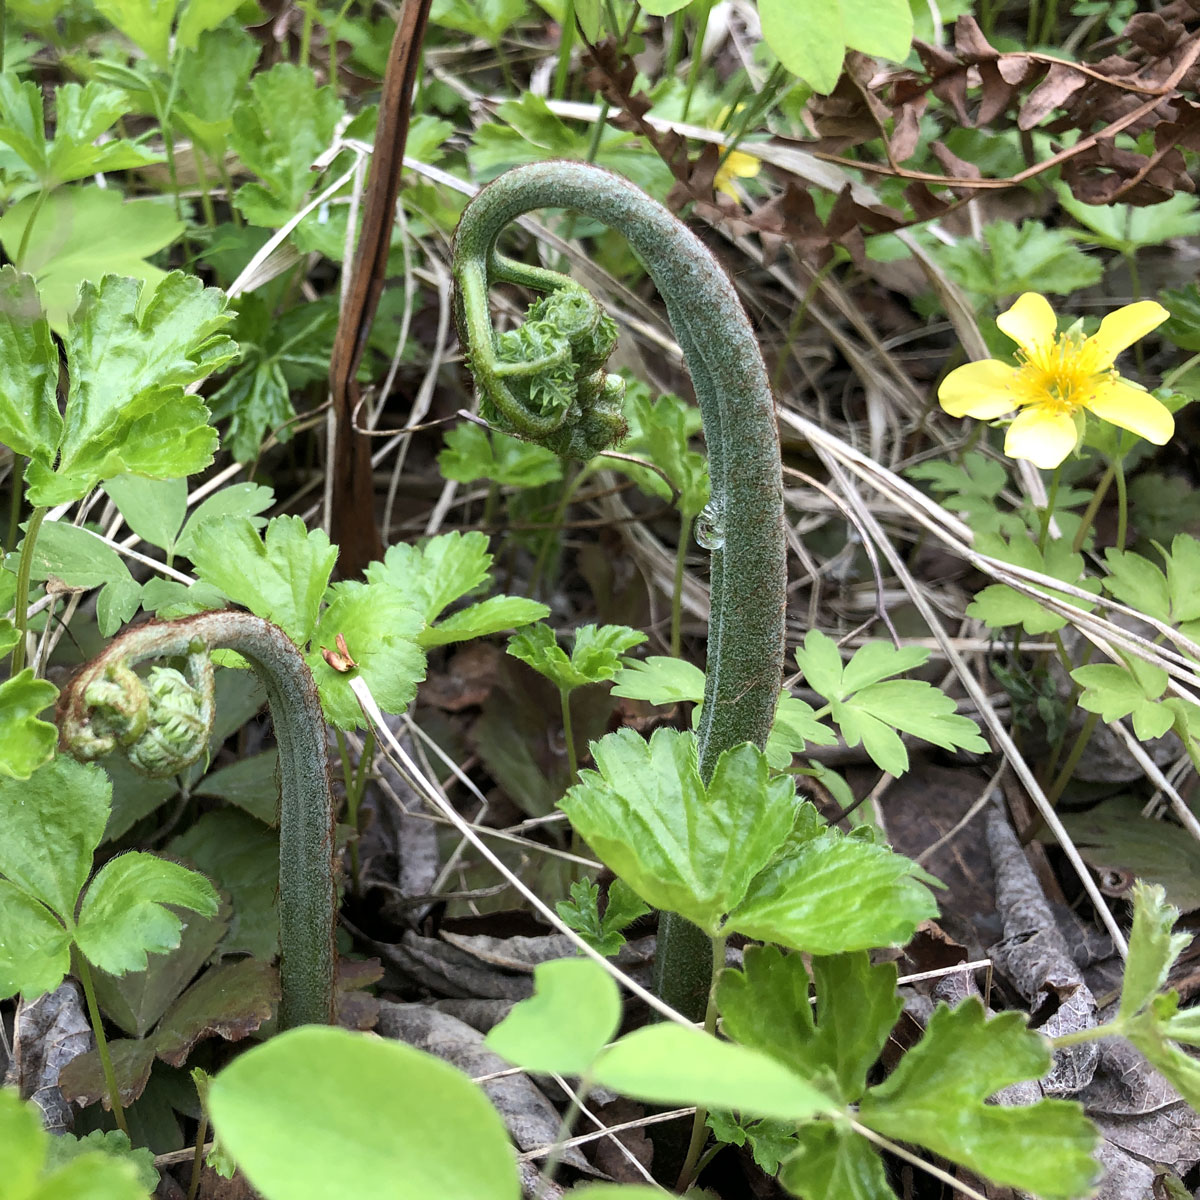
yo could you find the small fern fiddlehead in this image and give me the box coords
[59,611,335,1030]
[452,161,787,1016]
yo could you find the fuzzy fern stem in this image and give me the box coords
[452,161,786,1018]
[57,611,336,1029]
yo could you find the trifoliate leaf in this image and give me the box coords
[906,451,1020,537]
[437,421,563,488]
[0,189,186,332]
[794,632,987,774]
[189,515,336,646]
[0,755,110,917]
[728,828,937,954]
[766,692,839,767]
[0,670,60,780]
[0,267,60,465]
[1071,657,1176,742]
[1104,535,1200,631]
[778,1121,894,1200]
[305,581,426,730]
[559,729,798,935]
[593,1023,838,1122]
[231,64,345,228]
[969,532,1101,636]
[717,947,902,1104]
[858,1000,1100,1198]
[486,956,620,1076]
[74,852,219,975]
[509,622,647,693]
[0,77,160,188]
[555,878,648,957]
[1058,188,1200,255]
[706,1112,801,1175]
[23,272,236,504]
[610,656,705,705]
[0,882,73,1000]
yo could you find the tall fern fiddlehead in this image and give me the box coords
[452,161,786,1015]
[58,612,336,1029]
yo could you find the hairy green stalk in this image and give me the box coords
[451,161,786,1017]
[58,611,337,1029]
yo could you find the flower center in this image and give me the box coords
[1010,333,1113,415]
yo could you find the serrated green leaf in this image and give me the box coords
[419,594,549,648]
[43,1128,159,1193]
[0,755,109,916]
[231,64,345,227]
[486,956,620,1076]
[92,0,176,64]
[0,670,59,780]
[779,1121,894,1200]
[593,1023,839,1121]
[509,622,647,692]
[437,421,563,488]
[368,531,491,624]
[610,656,706,705]
[728,831,937,953]
[209,1025,521,1200]
[1161,284,1200,352]
[0,266,60,464]
[23,272,235,504]
[1058,187,1200,254]
[766,692,839,768]
[305,580,426,730]
[554,878,648,957]
[0,189,185,333]
[175,25,260,158]
[430,0,527,46]
[0,882,72,999]
[858,1000,1100,1198]
[189,515,336,646]
[103,476,188,556]
[1103,546,1171,622]
[75,853,219,975]
[560,729,798,935]
[1120,882,1190,1022]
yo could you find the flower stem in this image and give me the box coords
[59,613,337,1028]
[670,509,689,658]
[75,954,131,1136]
[1036,467,1060,554]
[1071,462,1114,553]
[1113,453,1129,552]
[559,685,579,786]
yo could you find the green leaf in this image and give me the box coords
[858,1000,1100,1198]
[554,878,648,957]
[0,755,109,917]
[610,656,705,705]
[0,670,60,780]
[175,26,261,158]
[969,532,1100,636]
[420,595,549,648]
[906,452,1021,538]
[794,632,986,773]
[509,622,647,692]
[1071,658,1176,742]
[486,956,620,1076]
[430,0,527,46]
[766,692,840,768]
[92,0,177,64]
[778,1121,894,1200]
[935,219,1103,302]
[1160,284,1200,352]
[189,515,336,646]
[728,829,937,953]
[560,729,798,935]
[717,947,902,1103]
[1119,881,1190,1022]
[23,272,236,504]
[194,751,279,825]
[75,852,219,975]
[19,519,141,637]
[173,481,274,560]
[306,581,426,730]
[437,422,563,488]
[175,0,245,49]
[103,476,188,556]
[208,1025,521,1200]
[231,64,345,227]
[593,1023,839,1121]
[840,0,912,58]
[0,189,185,333]
[1058,188,1200,255]
[0,882,72,999]
[759,0,845,93]
[43,1129,159,1194]
[0,267,61,464]
[707,1111,800,1175]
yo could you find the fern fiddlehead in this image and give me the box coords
[452,161,787,1015]
[59,611,336,1029]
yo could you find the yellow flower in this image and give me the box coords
[938,292,1174,470]
[713,106,761,201]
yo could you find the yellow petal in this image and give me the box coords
[1085,377,1175,445]
[938,359,1018,418]
[724,150,761,180]
[1089,300,1169,366]
[1003,405,1078,469]
[996,293,1057,355]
